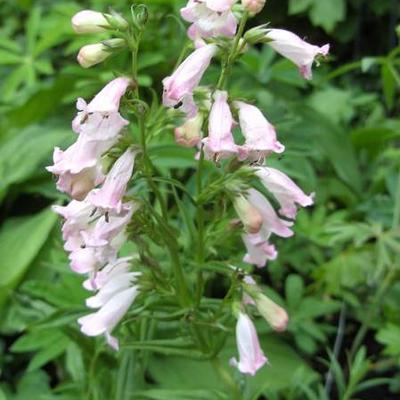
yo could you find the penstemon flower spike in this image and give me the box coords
[47,2,328,388]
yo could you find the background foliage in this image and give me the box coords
[0,0,399,399]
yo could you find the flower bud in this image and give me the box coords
[254,293,288,332]
[234,195,263,234]
[174,113,203,148]
[77,39,125,68]
[243,25,270,45]
[242,0,266,14]
[72,10,128,34]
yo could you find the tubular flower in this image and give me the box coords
[78,285,139,350]
[203,90,238,161]
[242,232,278,268]
[72,10,128,34]
[240,189,293,268]
[234,101,285,162]
[48,77,131,199]
[87,149,136,213]
[181,0,237,40]
[247,189,294,238]
[265,29,330,80]
[230,312,268,375]
[254,166,314,219]
[162,44,218,116]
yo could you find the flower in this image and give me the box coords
[87,149,136,213]
[202,90,238,160]
[48,78,131,199]
[265,29,329,80]
[230,312,268,375]
[162,44,218,115]
[254,166,314,219]
[242,0,266,14]
[242,232,277,268]
[181,0,237,40]
[234,101,284,162]
[72,10,128,34]
[77,38,125,68]
[247,189,294,238]
[78,286,139,350]
[175,113,203,148]
[240,189,293,268]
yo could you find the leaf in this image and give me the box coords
[285,274,304,309]
[288,0,313,15]
[294,106,362,194]
[147,334,316,396]
[381,63,396,110]
[0,124,71,200]
[133,389,227,400]
[309,0,346,33]
[376,324,400,361]
[0,208,58,310]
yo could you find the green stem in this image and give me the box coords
[216,12,249,90]
[212,357,242,400]
[195,146,206,306]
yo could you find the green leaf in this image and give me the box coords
[381,63,396,110]
[309,0,346,33]
[0,125,71,200]
[132,389,227,400]
[0,208,58,309]
[285,274,304,309]
[376,324,400,361]
[288,0,313,15]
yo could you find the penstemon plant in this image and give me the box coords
[47,0,328,395]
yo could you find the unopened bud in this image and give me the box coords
[72,10,128,34]
[175,113,203,148]
[242,0,266,14]
[77,39,125,68]
[244,25,270,45]
[233,195,263,234]
[254,293,288,332]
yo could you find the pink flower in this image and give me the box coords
[85,270,140,309]
[48,78,131,199]
[234,101,285,162]
[87,150,136,213]
[175,113,203,148]
[230,312,268,375]
[181,0,237,40]
[69,245,117,275]
[203,90,238,161]
[83,257,133,291]
[47,147,105,200]
[247,189,294,238]
[78,286,139,350]
[265,29,330,80]
[255,167,314,219]
[73,77,131,132]
[162,44,218,114]
[240,189,293,268]
[80,204,135,248]
[242,232,278,268]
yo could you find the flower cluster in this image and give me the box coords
[162,0,325,376]
[48,76,139,350]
